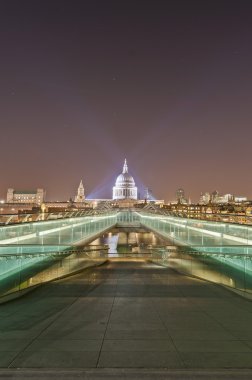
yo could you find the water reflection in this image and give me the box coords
[89,229,169,255]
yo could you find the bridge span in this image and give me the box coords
[1,209,252,376]
[1,209,252,298]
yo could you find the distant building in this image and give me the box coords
[234,196,247,203]
[176,188,188,204]
[6,188,45,205]
[216,194,234,204]
[113,159,138,200]
[210,191,233,204]
[211,190,219,203]
[75,180,85,202]
[200,191,247,205]
[199,192,211,205]
[144,188,154,201]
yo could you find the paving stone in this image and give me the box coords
[25,339,103,352]
[105,329,172,340]
[98,351,184,368]
[181,352,252,368]
[174,339,252,352]
[107,322,166,331]
[0,339,31,351]
[102,339,176,352]
[10,351,99,368]
[0,352,19,367]
[167,329,236,341]
[40,329,105,340]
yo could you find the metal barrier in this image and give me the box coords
[0,245,108,300]
[150,245,252,298]
[138,212,252,246]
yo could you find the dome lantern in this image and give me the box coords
[123,159,128,174]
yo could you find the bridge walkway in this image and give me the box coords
[1,260,252,376]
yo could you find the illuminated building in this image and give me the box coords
[176,188,188,204]
[144,188,154,200]
[200,191,247,205]
[235,196,247,203]
[113,159,138,200]
[199,192,211,204]
[75,180,85,202]
[6,188,45,205]
[200,192,237,205]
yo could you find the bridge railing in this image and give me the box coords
[0,211,118,302]
[141,207,252,225]
[0,245,109,302]
[0,212,118,246]
[0,208,112,226]
[150,245,252,299]
[137,211,252,246]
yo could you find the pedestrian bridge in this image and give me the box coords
[1,209,252,246]
[1,209,252,376]
[1,209,252,301]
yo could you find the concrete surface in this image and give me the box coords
[1,259,252,378]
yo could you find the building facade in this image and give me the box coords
[199,192,211,205]
[199,191,247,205]
[6,188,45,205]
[176,188,188,204]
[113,159,138,200]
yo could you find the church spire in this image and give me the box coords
[123,158,128,173]
[75,179,85,202]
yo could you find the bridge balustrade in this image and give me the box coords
[150,245,252,299]
[0,211,118,300]
[2,209,252,301]
[0,245,108,300]
[0,212,117,246]
[137,212,252,247]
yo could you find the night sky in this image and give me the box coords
[1,0,252,202]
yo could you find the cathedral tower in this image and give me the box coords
[75,180,85,202]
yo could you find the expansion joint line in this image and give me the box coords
[96,269,118,368]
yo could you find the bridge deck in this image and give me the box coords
[1,260,252,377]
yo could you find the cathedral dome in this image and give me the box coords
[115,172,135,187]
[113,159,138,200]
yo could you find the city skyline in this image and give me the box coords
[2,168,249,204]
[1,1,252,201]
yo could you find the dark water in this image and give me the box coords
[89,228,170,254]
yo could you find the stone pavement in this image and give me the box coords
[1,260,252,378]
